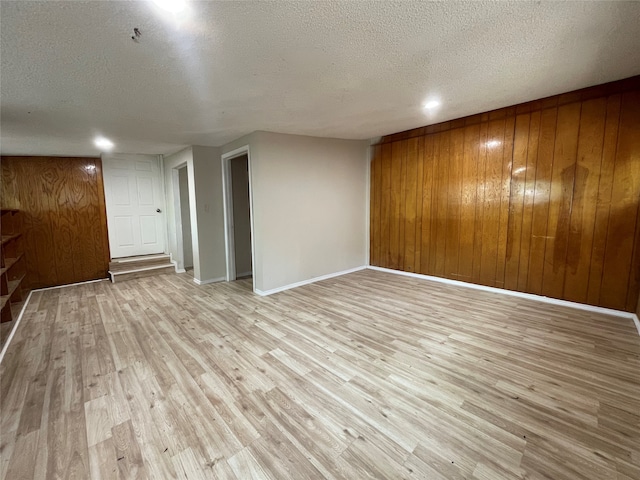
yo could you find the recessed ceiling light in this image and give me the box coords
[152,0,186,13]
[423,100,441,110]
[94,136,114,150]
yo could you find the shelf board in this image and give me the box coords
[1,233,22,246]
[0,274,25,310]
[0,253,24,276]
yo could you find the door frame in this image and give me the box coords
[101,153,167,259]
[221,145,255,292]
[171,163,188,272]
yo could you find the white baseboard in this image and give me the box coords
[255,266,367,296]
[170,259,180,273]
[368,266,637,323]
[34,278,108,290]
[170,259,190,274]
[0,290,32,365]
[172,260,186,274]
[0,277,109,365]
[193,276,225,286]
[632,314,640,336]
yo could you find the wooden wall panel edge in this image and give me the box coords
[95,158,111,270]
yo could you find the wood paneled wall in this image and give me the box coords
[370,77,640,312]
[1,156,110,289]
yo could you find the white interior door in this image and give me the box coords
[102,154,166,258]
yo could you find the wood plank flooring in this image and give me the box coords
[1,269,639,479]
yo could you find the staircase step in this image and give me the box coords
[109,254,171,272]
[109,264,175,283]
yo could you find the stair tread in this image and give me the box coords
[109,264,174,275]
[109,254,173,272]
[109,264,175,283]
[110,253,170,263]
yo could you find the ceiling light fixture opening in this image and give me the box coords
[94,136,114,151]
[152,0,186,13]
[423,100,441,110]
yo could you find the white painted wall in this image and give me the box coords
[163,147,193,272]
[222,131,369,293]
[191,145,226,283]
[178,167,193,269]
[163,146,225,283]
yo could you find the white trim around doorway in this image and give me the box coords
[221,145,256,294]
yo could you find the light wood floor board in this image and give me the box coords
[1,270,639,479]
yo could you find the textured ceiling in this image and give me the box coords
[1,1,639,156]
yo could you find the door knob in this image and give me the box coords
[156,208,162,213]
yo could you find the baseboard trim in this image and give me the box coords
[171,259,186,274]
[33,278,108,291]
[632,314,640,336]
[255,266,367,296]
[193,276,225,286]
[368,266,636,322]
[0,277,109,365]
[0,291,32,365]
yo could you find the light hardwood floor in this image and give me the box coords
[1,269,639,479]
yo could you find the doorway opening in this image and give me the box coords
[177,165,193,273]
[222,146,254,289]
